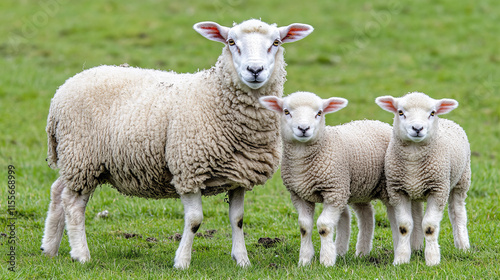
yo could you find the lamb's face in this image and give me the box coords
[376,92,459,143]
[282,93,326,142]
[194,19,313,89]
[259,91,348,143]
[394,96,438,143]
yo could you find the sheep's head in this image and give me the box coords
[260,91,348,143]
[194,19,313,90]
[376,92,458,143]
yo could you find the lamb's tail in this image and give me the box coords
[46,111,59,169]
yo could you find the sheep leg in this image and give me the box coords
[448,188,470,250]
[290,191,315,266]
[385,204,399,252]
[228,187,251,267]
[393,196,413,265]
[391,201,425,253]
[335,205,351,256]
[317,203,342,267]
[422,194,445,266]
[61,187,91,263]
[174,191,203,269]
[411,201,424,251]
[351,202,374,257]
[41,178,67,257]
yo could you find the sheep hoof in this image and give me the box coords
[393,255,410,265]
[319,256,336,267]
[41,246,58,257]
[235,258,251,268]
[425,251,440,266]
[425,258,440,266]
[424,245,440,266]
[298,258,312,266]
[455,240,470,250]
[70,250,90,263]
[72,256,90,264]
[173,260,190,270]
[355,249,369,257]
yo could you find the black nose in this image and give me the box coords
[412,126,423,133]
[247,66,264,76]
[298,126,310,135]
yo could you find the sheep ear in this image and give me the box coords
[259,96,283,113]
[279,23,314,43]
[193,21,230,44]
[322,97,348,114]
[375,96,398,114]
[435,98,458,115]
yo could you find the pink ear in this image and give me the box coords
[259,96,284,113]
[323,97,348,113]
[193,22,230,44]
[435,98,458,115]
[375,96,398,114]
[279,23,314,43]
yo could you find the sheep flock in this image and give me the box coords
[41,19,471,269]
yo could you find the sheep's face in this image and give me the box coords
[226,28,282,89]
[259,92,348,143]
[376,92,458,143]
[194,19,313,90]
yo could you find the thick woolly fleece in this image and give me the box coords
[385,118,471,206]
[281,120,392,207]
[46,46,284,198]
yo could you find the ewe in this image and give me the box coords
[41,19,313,269]
[260,91,396,266]
[376,92,471,266]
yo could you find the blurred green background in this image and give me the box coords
[0,0,498,278]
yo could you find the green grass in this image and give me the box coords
[1,0,499,278]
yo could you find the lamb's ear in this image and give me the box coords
[322,97,348,114]
[259,96,284,113]
[435,98,458,115]
[279,23,314,43]
[375,96,398,114]
[193,22,230,44]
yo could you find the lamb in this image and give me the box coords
[40,19,313,269]
[375,92,471,266]
[259,91,397,266]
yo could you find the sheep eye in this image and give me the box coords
[398,110,404,116]
[316,110,322,117]
[227,39,235,46]
[430,111,435,117]
[284,109,290,116]
[273,39,280,47]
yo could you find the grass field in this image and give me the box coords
[1,0,499,279]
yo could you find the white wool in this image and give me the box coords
[41,19,313,269]
[376,91,471,266]
[260,91,397,266]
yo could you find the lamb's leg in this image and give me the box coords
[41,178,67,257]
[61,187,91,263]
[290,191,315,266]
[317,203,342,267]
[335,205,351,256]
[351,202,374,257]
[174,191,203,269]
[448,188,470,250]
[228,187,250,267]
[393,195,413,265]
[411,201,424,251]
[385,204,399,252]
[422,194,446,266]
